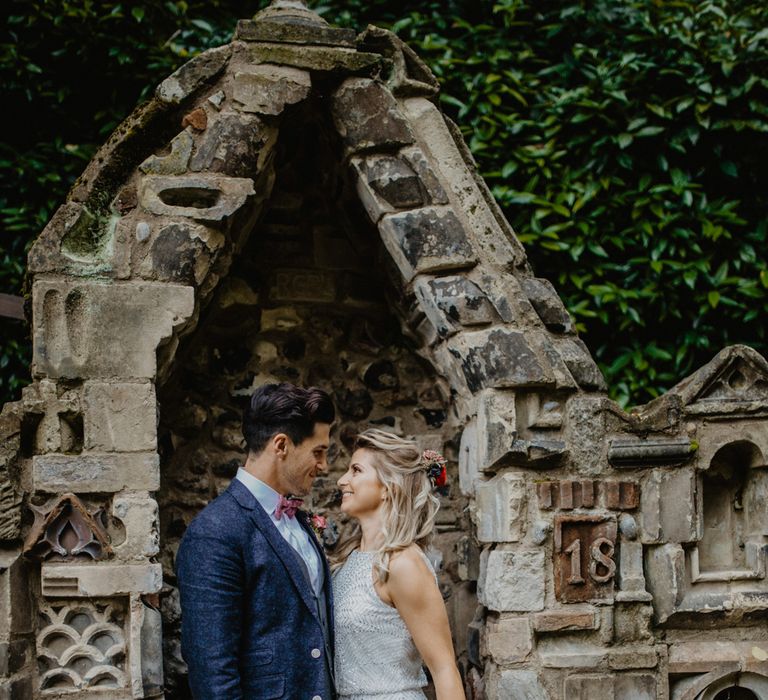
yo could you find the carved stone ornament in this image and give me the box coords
[23,493,112,562]
[37,601,127,693]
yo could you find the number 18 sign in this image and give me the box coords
[554,515,618,603]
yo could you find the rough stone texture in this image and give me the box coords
[156,45,232,104]
[232,64,311,115]
[139,173,256,222]
[479,550,545,612]
[458,420,479,495]
[243,43,381,76]
[449,328,571,393]
[139,129,194,175]
[474,473,526,543]
[32,280,194,380]
[351,148,447,224]
[533,609,598,633]
[379,206,477,281]
[522,277,574,333]
[360,26,440,98]
[235,17,356,47]
[0,404,22,543]
[113,495,160,561]
[41,562,162,597]
[484,616,533,664]
[32,453,160,493]
[640,469,697,543]
[538,638,608,668]
[564,673,656,699]
[644,543,686,624]
[415,276,497,339]
[555,337,607,390]
[83,382,157,452]
[147,221,224,286]
[401,97,526,269]
[189,111,278,178]
[485,669,550,700]
[475,389,516,472]
[332,78,414,153]
[616,541,652,602]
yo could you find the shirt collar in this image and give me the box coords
[235,468,281,516]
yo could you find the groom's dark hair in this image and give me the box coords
[242,383,335,455]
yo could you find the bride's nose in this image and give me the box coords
[337,471,348,488]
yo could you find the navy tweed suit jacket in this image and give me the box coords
[176,478,335,699]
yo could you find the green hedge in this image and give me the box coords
[2,0,767,406]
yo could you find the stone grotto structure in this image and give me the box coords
[2,1,768,698]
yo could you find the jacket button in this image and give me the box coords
[312,696,322,700]
[311,648,321,658]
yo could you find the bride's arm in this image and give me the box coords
[385,547,466,700]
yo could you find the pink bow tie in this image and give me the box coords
[275,495,303,520]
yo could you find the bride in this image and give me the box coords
[331,429,466,700]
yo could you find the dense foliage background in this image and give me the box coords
[2,0,767,406]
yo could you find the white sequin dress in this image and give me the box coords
[333,550,429,700]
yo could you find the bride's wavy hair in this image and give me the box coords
[329,428,440,583]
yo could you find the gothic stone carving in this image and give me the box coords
[24,494,111,562]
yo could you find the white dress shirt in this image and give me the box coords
[236,468,323,595]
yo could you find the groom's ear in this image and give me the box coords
[272,433,289,459]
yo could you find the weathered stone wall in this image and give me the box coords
[3,2,768,699]
[155,101,473,696]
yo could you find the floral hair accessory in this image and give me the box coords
[422,449,447,488]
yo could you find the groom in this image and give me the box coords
[176,383,336,699]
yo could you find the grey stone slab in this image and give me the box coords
[484,616,532,664]
[232,64,311,115]
[486,668,550,700]
[244,44,381,77]
[448,328,556,392]
[83,382,157,453]
[235,18,357,47]
[139,129,194,176]
[522,277,574,333]
[640,469,697,543]
[139,173,255,222]
[478,549,545,612]
[380,206,476,281]
[157,45,232,105]
[41,562,162,596]
[32,280,194,381]
[33,453,160,493]
[555,337,607,390]
[645,542,686,624]
[475,473,526,543]
[609,437,694,468]
[332,78,413,153]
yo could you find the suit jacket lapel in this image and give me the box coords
[297,512,335,651]
[228,480,320,622]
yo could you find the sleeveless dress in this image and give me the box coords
[333,549,432,700]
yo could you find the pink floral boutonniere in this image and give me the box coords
[310,513,328,538]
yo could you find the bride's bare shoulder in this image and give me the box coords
[388,545,433,582]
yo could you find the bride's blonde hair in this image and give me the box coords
[329,428,440,583]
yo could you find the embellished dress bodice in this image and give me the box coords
[333,550,429,700]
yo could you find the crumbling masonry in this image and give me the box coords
[2,2,768,698]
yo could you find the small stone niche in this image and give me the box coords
[692,439,768,581]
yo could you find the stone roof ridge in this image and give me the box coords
[667,343,768,406]
[627,344,768,425]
